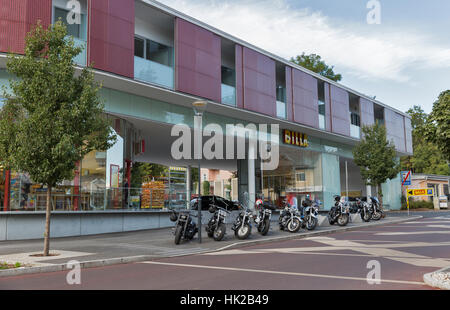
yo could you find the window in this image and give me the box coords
[54,7,82,39]
[134,37,145,58]
[134,36,173,67]
[277,100,287,119]
[350,113,360,127]
[318,81,326,130]
[296,172,306,182]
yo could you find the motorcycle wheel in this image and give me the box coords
[328,215,335,225]
[372,211,382,221]
[287,218,301,233]
[174,225,183,245]
[306,217,318,230]
[337,214,349,226]
[213,223,226,241]
[259,218,271,236]
[361,210,371,222]
[235,223,251,240]
[206,222,214,238]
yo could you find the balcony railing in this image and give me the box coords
[73,38,87,66]
[134,56,174,89]
[276,100,287,119]
[221,84,236,106]
[350,124,361,139]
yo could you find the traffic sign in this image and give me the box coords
[406,188,434,197]
[401,171,411,186]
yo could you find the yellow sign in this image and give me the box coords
[283,129,308,147]
[407,188,434,197]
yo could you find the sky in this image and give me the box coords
[158,0,450,114]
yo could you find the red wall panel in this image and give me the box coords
[385,108,406,152]
[292,69,319,128]
[235,44,244,109]
[175,18,221,102]
[0,0,51,54]
[330,84,350,136]
[242,47,276,116]
[88,0,134,78]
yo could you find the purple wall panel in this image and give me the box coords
[285,66,293,122]
[175,18,221,102]
[235,44,244,109]
[360,97,375,126]
[88,0,134,78]
[385,109,406,152]
[242,47,276,116]
[292,69,319,128]
[0,0,51,54]
[324,82,332,132]
[330,84,350,136]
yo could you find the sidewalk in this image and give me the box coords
[0,214,421,277]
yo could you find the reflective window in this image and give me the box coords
[54,7,83,39]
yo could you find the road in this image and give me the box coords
[0,214,449,290]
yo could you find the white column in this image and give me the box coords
[248,142,256,210]
[186,165,191,209]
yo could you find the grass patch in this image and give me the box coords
[0,262,23,270]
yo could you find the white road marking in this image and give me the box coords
[141,261,426,286]
[376,231,450,236]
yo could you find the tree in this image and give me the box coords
[352,123,400,208]
[400,105,449,175]
[0,21,116,256]
[202,180,210,196]
[290,53,342,82]
[425,90,450,162]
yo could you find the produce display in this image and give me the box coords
[141,180,165,209]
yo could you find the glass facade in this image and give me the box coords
[263,147,323,209]
[221,66,236,106]
[318,81,326,130]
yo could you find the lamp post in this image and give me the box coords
[192,100,208,243]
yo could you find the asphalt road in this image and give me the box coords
[1,213,449,290]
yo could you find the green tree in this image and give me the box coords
[0,21,116,256]
[290,53,342,82]
[400,105,449,175]
[202,180,210,196]
[352,123,400,208]
[425,90,450,162]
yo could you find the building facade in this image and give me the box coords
[0,0,413,239]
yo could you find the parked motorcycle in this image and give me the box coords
[169,210,198,245]
[328,195,350,226]
[368,196,383,221]
[301,197,319,230]
[279,203,302,233]
[254,198,276,236]
[205,204,231,241]
[231,202,253,240]
[356,198,371,222]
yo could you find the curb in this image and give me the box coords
[0,215,422,278]
[423,266,450,290]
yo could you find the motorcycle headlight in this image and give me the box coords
[180,215,187,220]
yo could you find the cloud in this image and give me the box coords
[158,0,450,83]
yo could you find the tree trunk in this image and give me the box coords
[43,185,52,256]
[377,183,384,210]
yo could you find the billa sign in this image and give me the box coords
[407,188,434,197]
[283,129,308,147]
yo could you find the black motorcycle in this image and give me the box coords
[205,204,230,241]
[328,195,350,226]
[279,203,302,233]
[354,198,371,222]
[232,203,253,240]
[254,198,276,236]
[368,196,383,220]
[301,198,319,230]
[169,210,198,245]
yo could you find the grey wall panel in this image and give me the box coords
[330,84,350,136]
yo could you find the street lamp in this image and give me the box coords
[192,100,208,243]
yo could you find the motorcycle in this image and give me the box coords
[254,198,276,236]
[368,196,383,221]
[169,210,198,245]
[231,202,253,240]
[328,195,350,226]
[279,203,302,233]
[205,204,231,241]
[301,197,319,230]
[355,198,371,222]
